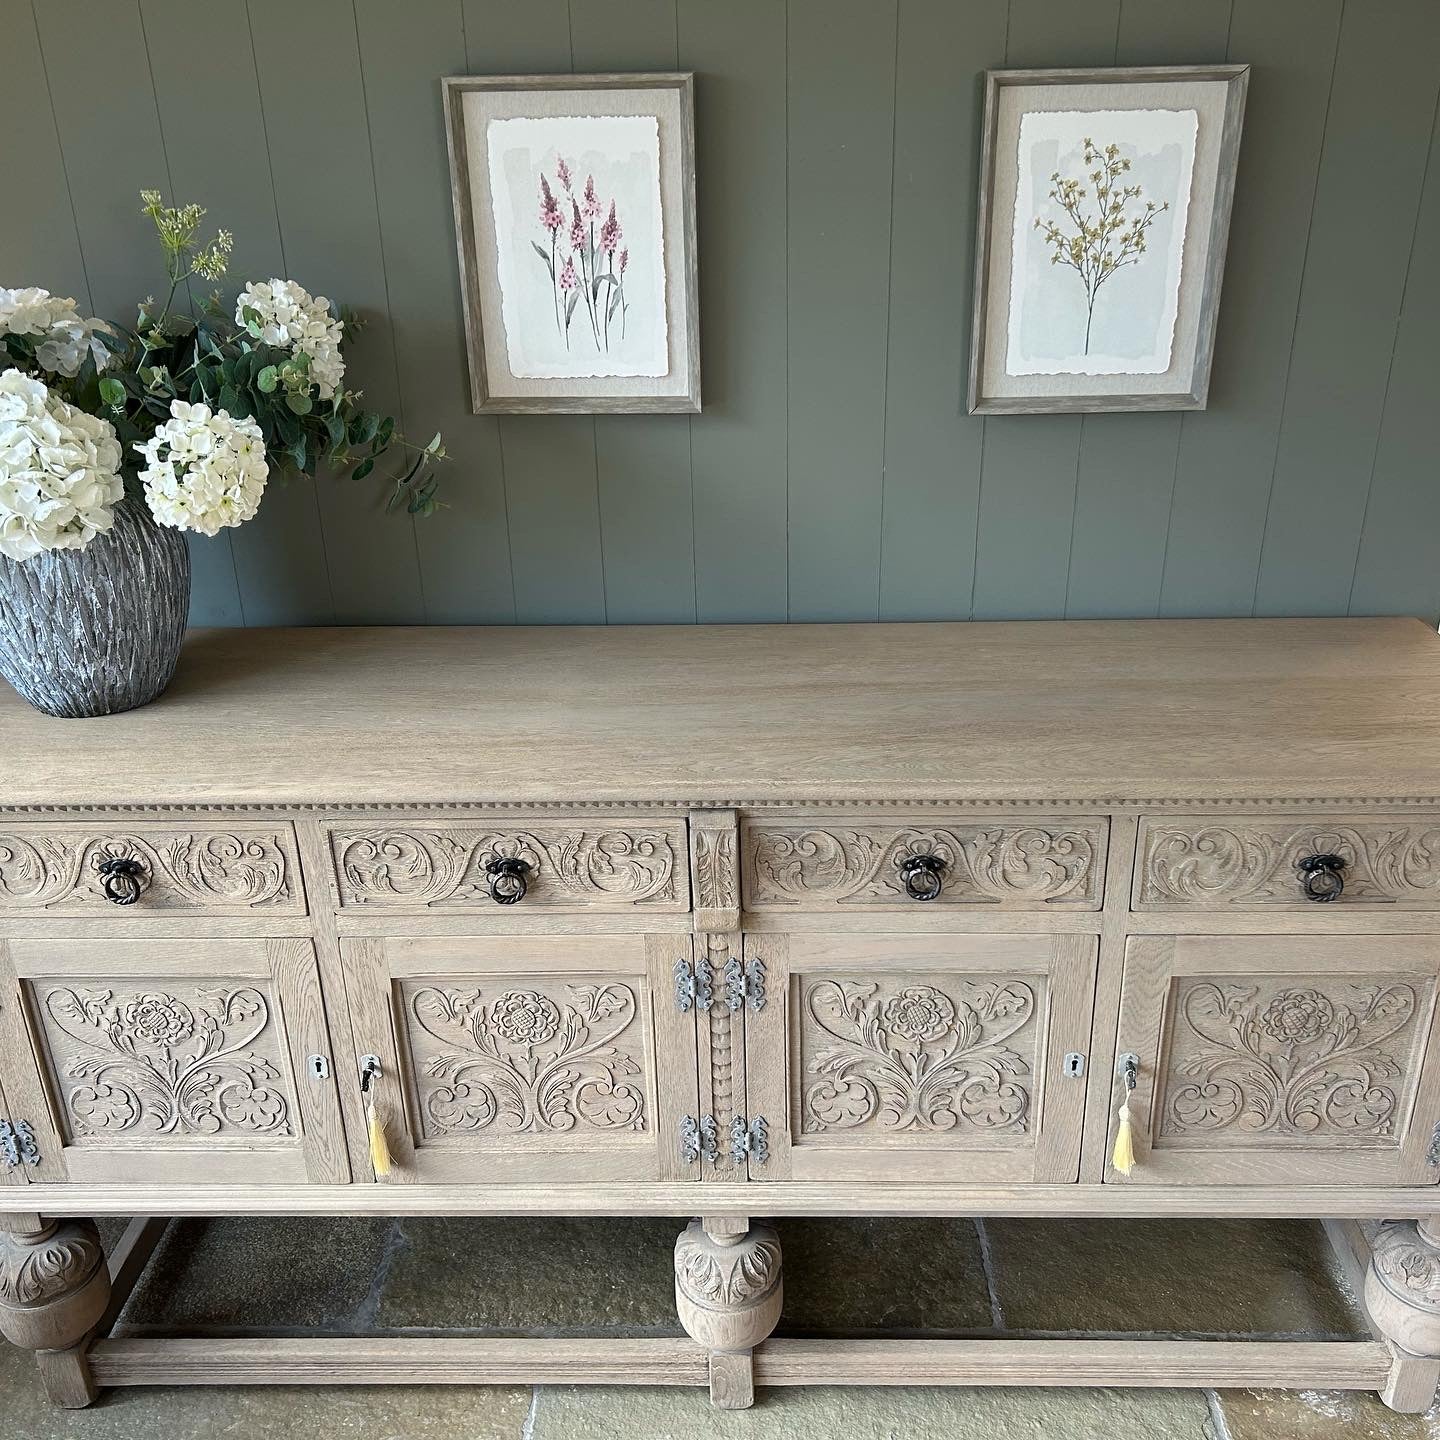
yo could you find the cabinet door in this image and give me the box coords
[0,938,348,1186]
[744,933,1096,1183]
[1111,935,1440,1186]
[341,934,701,1184]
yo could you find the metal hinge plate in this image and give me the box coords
[674,958,714,1014]
[729,1113,770,1167]
[0,1119,40,1169]
[724,956,767,1013]
[679,1114,720,1166]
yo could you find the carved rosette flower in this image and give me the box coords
[881,985,956,1044]
[1259,988,1334,1044]
[120,992,196,1045]
[489,990,561,1047]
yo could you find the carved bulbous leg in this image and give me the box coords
[1365,1218,1440,1412]
[674,1219,782,1409]
[0,1218,110,1408]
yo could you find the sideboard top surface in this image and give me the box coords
[3,617,1437,809]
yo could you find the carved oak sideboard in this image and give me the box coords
[5,618,1440,1410]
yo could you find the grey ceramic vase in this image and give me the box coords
[0,493,190,718]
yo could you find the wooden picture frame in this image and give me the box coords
[968,65,1249,415]
[443,72,700,414]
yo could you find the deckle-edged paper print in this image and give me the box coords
[487,114,669,380]
[1006,107,1197,377]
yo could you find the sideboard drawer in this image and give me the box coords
[1109,934,1440,1187]
[0,821,305,917]
[327,818,690,914]
[0,937,348,1185]
[741,816,1109,912]
[1136,816,1440,910]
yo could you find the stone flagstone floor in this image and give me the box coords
[4,1217,1440,1438]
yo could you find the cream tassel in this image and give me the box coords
[1111,1053,1139,1176]
[1111,1096,1135,1176]
[367,1094,393,1177]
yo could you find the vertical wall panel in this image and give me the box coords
[571,0,697,623]
[355,0,515,624]
[249,0,425,624]
[464,0,607,624]
[1160,0,1341,617]
[971,0,1120,620]
[785,0,898,620]
[142,0,331,628]
[1064,0,1232,618]
[4,0,1438,632]
[1,1,90,307]
[681,0,789,622]
[877,0,1005,621]
[1254,0,1440,615]
[1349,97,1440,623]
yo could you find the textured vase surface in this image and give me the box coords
[0,495,191,718]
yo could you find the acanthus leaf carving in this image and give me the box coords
[0,1221,105,1309]
[333,826,680,908]
[0,827,295,912]
[800,976,1035,1136]
[404,980,648,1136]
[693,826,738,912]
[1161,979,1420,1142]
[38,983,293,1139]
[746,824,1101,907]
[1141,822,1440,906]
[674,1223,781,1307]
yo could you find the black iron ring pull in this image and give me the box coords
[899,854,947,902]
[485,856,532,905]
[98,856,146,906]
[1298,853,1346,903]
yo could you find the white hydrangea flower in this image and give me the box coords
[0,287,113,377]
[135,400,268,537]
[0,287,78,338]
[235,279,346,400]
[0,368,124,561]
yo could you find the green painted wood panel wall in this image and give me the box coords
[4,0,1438,625]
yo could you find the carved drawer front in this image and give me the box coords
[0,821,305,917]
[1109,935,1440,1187]
[0,938,348,1186]
[327,819,689,913]
[1136,816,1440,910]
[339,933,701,1184]
[742,932,1097,1183]
[741,817,1108,912]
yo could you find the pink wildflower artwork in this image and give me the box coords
[530,157,634,356]
[581,175,602,221]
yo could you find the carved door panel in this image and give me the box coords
[0,938,348,1186]
[341,934,701,1184]
[743,933,1097,1183]
[1110,936,1440,1186]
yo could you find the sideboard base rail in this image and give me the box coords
[5,1208,1439,1414]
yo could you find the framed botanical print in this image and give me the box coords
[968,65,1248,414]
[443,72,700,414]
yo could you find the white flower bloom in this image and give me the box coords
[135,399,268,537]
[0,287,114,377]
[36,315,114,378]
[235,279,346,400]
[0,287,78,338]
[0,368,124,561]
